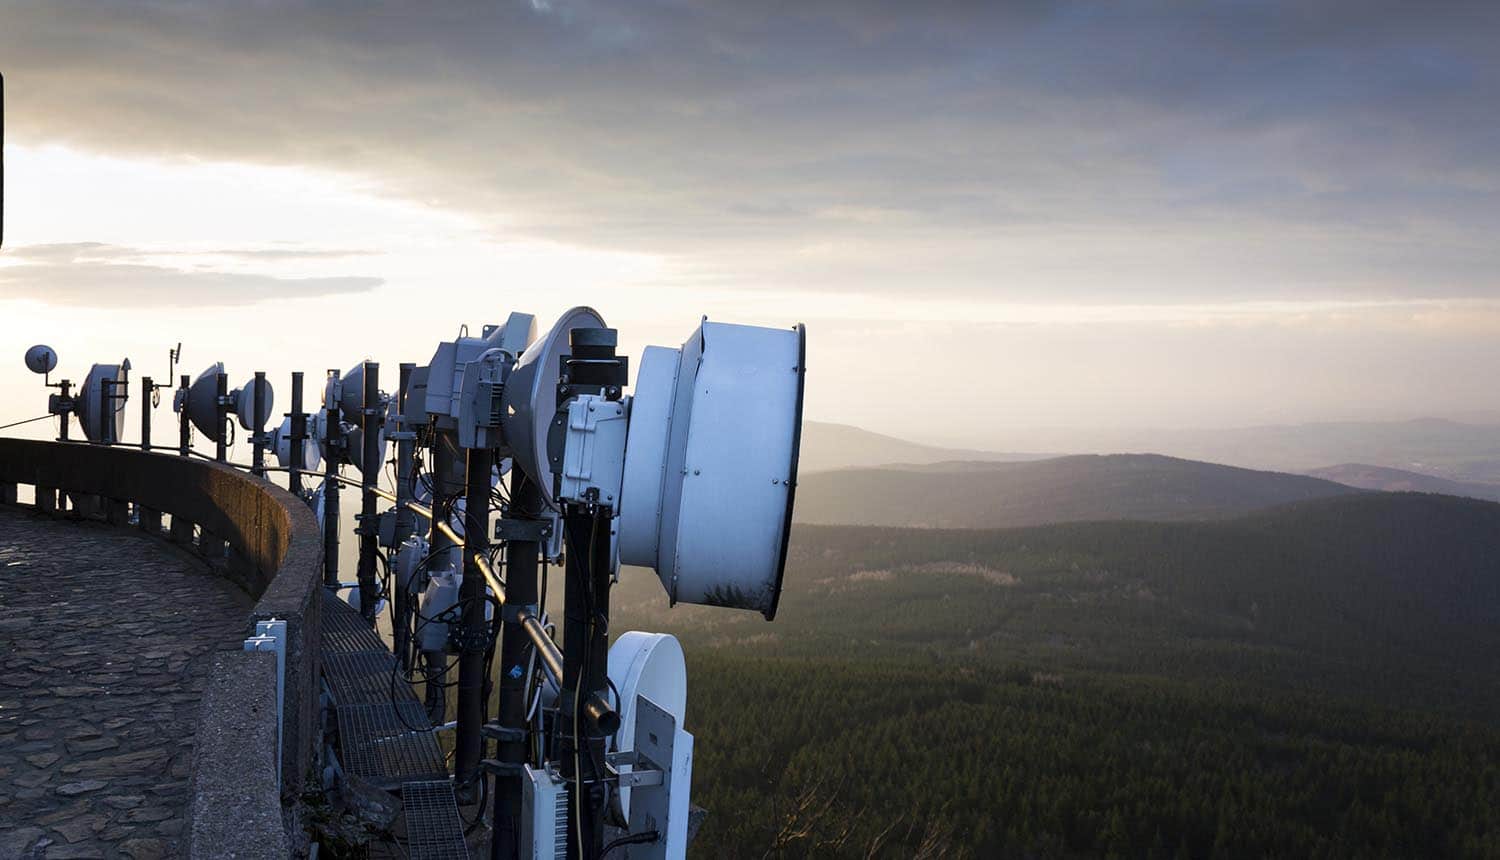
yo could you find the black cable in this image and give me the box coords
[0,414,53,431]
[600,831,660,857]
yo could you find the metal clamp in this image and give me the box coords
[494,517,552,542]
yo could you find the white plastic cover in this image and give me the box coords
[271,415,322,470]
[607,631,687,818]
[619,321,805,618]
[233,376,275,430]
[500,306,606,507]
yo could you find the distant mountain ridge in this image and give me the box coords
[1306,463,1500,502]
[798,420,1051,473]
[794,452,1358,528]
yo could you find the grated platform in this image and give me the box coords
[325,649,421,706]
[402,780,471,859]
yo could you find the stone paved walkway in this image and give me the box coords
[0,508,253,860]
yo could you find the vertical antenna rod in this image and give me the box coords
[454,446,493,802]
[490,471,545,860]
[288,372,305,497]
[392,363,416,668]
[213,371,228,462]
[356,361,381,621]
[251,370,267,477]
[178,375,190,456]
[323,370,341,589]
[141,376,153,452]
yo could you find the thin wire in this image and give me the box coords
[0,414,53,431]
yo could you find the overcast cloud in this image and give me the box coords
[2,0,1497,303]
[0,242,383,306]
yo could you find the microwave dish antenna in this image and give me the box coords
[25,344,58,377]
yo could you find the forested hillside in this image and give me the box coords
[607,492,1500,858]
[792,453,1359,528]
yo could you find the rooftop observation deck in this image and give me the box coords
[0,509,252,858]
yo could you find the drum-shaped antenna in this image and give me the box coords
[182,363,226,442]
[500,306,606,507]
[232,376,275,431]
[24,345,58,375]
[76,360,131,443]
[619,321,805,619]
[607,632,687,818]
[270,415,322,470]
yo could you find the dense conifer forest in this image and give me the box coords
[606,493,1500,858]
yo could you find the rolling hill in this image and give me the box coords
[792,452,1359,528]
[796,421,1049,473]
[1307,462,1500,501]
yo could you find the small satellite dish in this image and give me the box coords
[76,360,131,443]
[24,344,58,376]
[607,632,687,818]
[270,415,322,471]
[500,306,606,507]
[619,321,805,618]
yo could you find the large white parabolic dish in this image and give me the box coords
[500,306,606,508]
[619,321,805,619]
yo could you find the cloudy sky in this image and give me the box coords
[1,1,1498,447]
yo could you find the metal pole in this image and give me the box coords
[98,378,110,445]
[423,431,463,724]
[323,370,342,589]
[393,363,416,668]
[491,471,544,860]
[213,371,228,462]
[357,361,381,621]
[454,447,493,803]
[141,376,153,452]
[178,375,190,457]
[288,372,305,497]
[251,371,267,477]
[560,512,615,860]
[57,380,70,442]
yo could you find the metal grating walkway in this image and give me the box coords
[402,780,471,859]
[325,649,421,706]
[323,589,390,654]
[321,588,468,854]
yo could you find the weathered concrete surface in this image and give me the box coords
[186,652,286,859]
[0,439,325,804]
[0,509,252,859]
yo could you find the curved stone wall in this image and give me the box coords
[0,438,324,858]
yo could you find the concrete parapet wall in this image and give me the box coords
[187,651,289,859]
[0,438,324,852]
